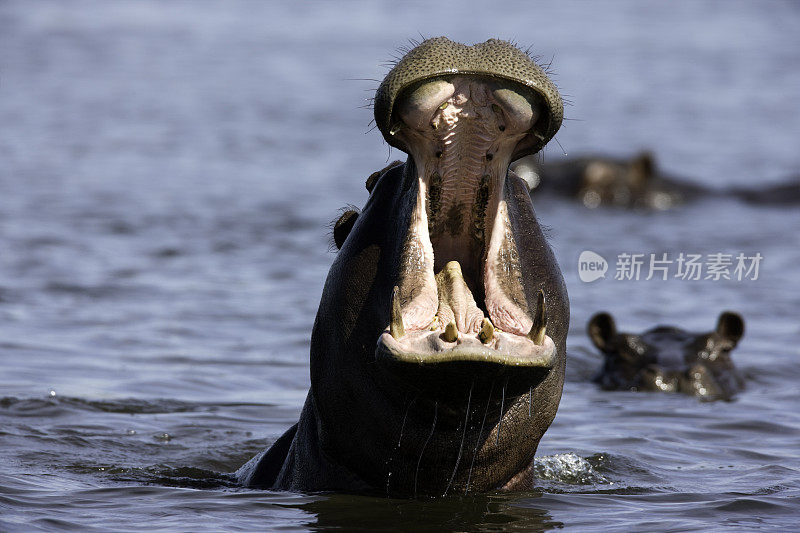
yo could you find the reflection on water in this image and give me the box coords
[1,0,799,531]
[299,493,562,532]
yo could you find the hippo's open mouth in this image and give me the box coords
[376,74,555,372]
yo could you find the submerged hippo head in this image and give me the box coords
[512,151,698,210]
[588,311,745,400]
[577,152,657,208]
[238,37,568,496]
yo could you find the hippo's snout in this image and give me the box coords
[375,37,563,160]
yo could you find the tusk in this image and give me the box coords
[528,289,547,345]
[478,317,494,344]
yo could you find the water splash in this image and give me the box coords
[534,453,610,485]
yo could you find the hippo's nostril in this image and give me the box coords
[486,153,493,161]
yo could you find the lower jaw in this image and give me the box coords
[375,333,555,400]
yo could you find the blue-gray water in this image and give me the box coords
[1,1,799,531]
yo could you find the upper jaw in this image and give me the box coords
[373,37,564,158]
[374,75,555,375]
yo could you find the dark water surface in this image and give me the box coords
[1,1,799,531]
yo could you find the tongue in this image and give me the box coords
[435,261,484,334]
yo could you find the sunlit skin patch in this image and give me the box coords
[376,75,552,369]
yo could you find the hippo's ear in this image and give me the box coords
[587,312,617,352]
[632,150,656,178]
[365,160,404,193]
[332,209,359,250]
[716,311,744,346]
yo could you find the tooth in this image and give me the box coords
[478,317,494,344]
[442,320,458,342]
[528,289,547,345]
[429,316,439,331]
[444,260,462,274]
[390,286,405,339]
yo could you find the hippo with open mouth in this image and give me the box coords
[237,37,569,496]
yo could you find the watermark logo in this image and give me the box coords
[578,251,763,282]
[578,250,608,283]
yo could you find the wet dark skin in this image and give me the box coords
[237,38,569,496]
[588,311,745,401]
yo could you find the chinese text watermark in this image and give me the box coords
[578,251,762,283]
